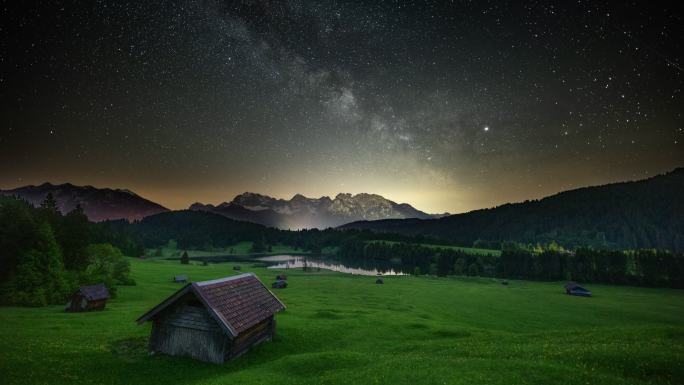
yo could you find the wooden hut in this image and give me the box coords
[136,273,285,364]
[173,275,188,283]
[65,283,110,312]
[564,282,592,297]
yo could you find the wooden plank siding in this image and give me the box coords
[149,304,275,363]
[65,294,107,312]
[149,302,228,364]
[138,274,284,364]
[151,320,227,364]
[227,316,274,360]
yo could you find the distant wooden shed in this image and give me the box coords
[564,282,592,297]
[136,273,285,364]
[173,275,188,283]
[66,283,110,312]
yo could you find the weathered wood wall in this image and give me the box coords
[149,296,227,364]
[226,316,274,360]
[146,293,277,364]
[65,294,107,312]
[86,299,107,311]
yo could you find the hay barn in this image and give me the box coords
[65,283,110,312]
[136,273,285,364]
[564,282,592,297]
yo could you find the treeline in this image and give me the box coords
[500,244,684,288]
[336,239,684,288]
[341,168,684,252]
[3,193,682,307]
[112,209,447,253]
[0,195,136,306]
[338,239,498,276]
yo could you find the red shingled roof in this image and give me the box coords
[79,283,110,301]
[136,273,285,338]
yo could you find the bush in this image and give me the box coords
[82,243,136,297]
[467,263,480,276]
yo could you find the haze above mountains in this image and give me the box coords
[0,183,442,228]
[190,192,444,229]
[2,167,683,251]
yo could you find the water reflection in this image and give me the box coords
[257,255,405,276]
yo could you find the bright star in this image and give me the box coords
[484,126,490,132]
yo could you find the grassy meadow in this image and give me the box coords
[0,257,683,385]
[367,240,502,256]
[148,241,338,259]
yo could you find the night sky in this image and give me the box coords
[1,1,682,213]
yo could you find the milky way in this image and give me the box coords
[1,1,682,213]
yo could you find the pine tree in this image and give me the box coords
[250,237,266,253]
[40,192,58,211]
[38,193,60,226]
[58,205,92,270]
[180,250,189,265]
[9,222,69,306]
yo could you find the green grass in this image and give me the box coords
[368,240,501,256]
[147,241,305,259]
[1,258,683,384]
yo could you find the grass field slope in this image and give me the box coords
[1,258,682,385]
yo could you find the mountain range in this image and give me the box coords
[3,167,683,251]
[0,183,440,227]
[190,192,443,229]
[0,183,168,222]
[340,168,684,251]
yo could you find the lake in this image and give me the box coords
[257,255,406,276]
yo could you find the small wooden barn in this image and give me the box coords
[564,282,592,297]
[65,283,110,312]
[136,273,285,364]
[173,275,188,283]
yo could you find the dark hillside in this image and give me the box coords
[341,168,684,251]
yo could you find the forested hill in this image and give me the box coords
[340,168,684,251]
[129,210,269,249]
[0,183,168,222]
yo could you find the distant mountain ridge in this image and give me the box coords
[190,192,442,229]
[0,182,168,222]
[340,168,684,251]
